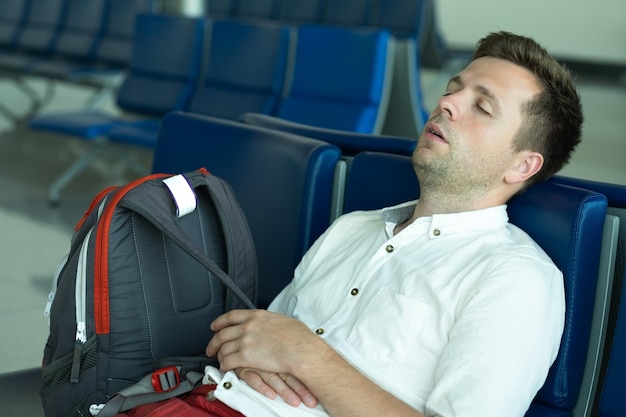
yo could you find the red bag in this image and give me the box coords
[117,385,245,417]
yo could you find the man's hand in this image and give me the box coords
[236,368,317,408]
[206,309,323,408]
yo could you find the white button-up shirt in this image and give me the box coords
[212,201,565,417]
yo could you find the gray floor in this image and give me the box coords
[0,68,625,376]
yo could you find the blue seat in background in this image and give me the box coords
[240,112,416,157]
[371,0,448,70]
[187,18,291,119]
[276,0,325,23]
[0,0,66,71]
[26,0,108,79]
[0,0,30,50]
[28,13,205,205]
[276,24,394,134]
[153,111,341,308]
[92,0,155,71]
[107,18,292,153]
[206,0,236,19]
[341,152,608,417]
[234,0,278,20]
[0,0,67,116]
[324,0,372,27]
[68,0,156,109]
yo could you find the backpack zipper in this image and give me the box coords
[70,227,93,383]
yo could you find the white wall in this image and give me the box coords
[437,0,626,65]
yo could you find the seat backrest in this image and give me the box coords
[206,0,235,19]
[597,275,625,417]
[507,183,607,416]
[276,24,394,134]
[276,0,325,23]
[94,0,154,68]
[240,113,416,157]
[0,0,30,48]
[324,0,372,27]
[152,111,341,308]
[14,0,66,54]
[342,152,608,416]
[50,0,107,60]
[370,0,426,38]
[342,151,419,213]
[115,13,204,116]
[235,0,278,20]
[187,19,290,120]
[549,175,626,417]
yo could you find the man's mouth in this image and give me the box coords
[425,123,447,142]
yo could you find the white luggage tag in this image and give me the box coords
[163,174,197,218]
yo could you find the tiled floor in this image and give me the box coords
[0,67,625,375]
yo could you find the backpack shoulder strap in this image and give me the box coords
[120,170,257,309]
[193,171,258,310]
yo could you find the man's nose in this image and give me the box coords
[437,93,461,121]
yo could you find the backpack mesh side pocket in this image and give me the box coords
[41,336,98,396]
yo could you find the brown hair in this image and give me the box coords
[473,31,583,186]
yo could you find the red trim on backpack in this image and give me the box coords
[94,173,171,335]
[74,186,118,232]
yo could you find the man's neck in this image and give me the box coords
[392,191,509,235]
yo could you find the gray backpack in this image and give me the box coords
[40,169,257,417]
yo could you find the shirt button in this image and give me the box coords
[350,288,359,296]
[315,328,325,335]
[432,229,441,237]
[223,382,232,390]
[385,244,394,253]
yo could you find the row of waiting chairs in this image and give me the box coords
[0,0,154,114]
[30,12,426,205]
[2,110,624,417]
[203,0,449,70]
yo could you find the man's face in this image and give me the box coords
[413,57,541,197]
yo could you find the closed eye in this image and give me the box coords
[476,103,491,116]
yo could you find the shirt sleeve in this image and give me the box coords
[425,256,565,417]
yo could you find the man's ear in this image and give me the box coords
[505,151,544,184]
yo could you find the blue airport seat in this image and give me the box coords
[29,13,205,205]
[509,183,606,417]
[91,0,155,71]
[107,18,292,152]
[597,273,625,417]
[341,152,608,417]
[0,0,30,49]
[372,0,448,70]
[276,24,394,134]
[548,176,626,417]
[324,0,372,27]
[152,111,341,308]
[188,18,291,119]
[371,0,426,39]
[26,0,108,79]
[235,0,278,20]
[342,151,419,213]
[276,0,325,23]
[240,112,416,156]
[206,0,235,19]
[0,0,66,71]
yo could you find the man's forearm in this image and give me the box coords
[292,342,427,417]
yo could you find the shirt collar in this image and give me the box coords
[382,200,510,239]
